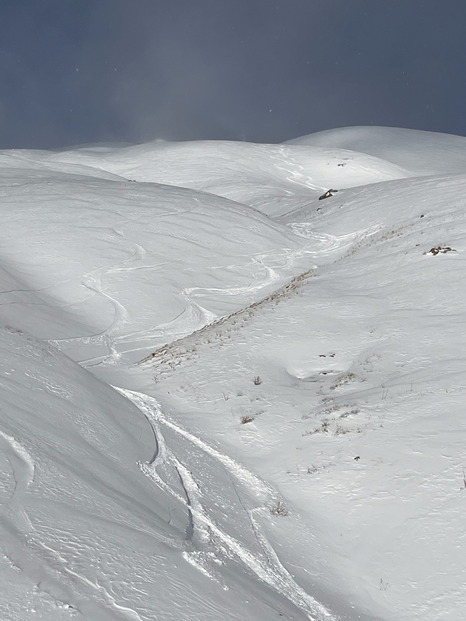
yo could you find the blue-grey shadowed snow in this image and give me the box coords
[0,0,465,148]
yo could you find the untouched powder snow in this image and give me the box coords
[287,125,466,176]
[0,127,465,620]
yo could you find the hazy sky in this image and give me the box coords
[1,0,465,148]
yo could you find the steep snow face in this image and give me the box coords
[0,127,465,621]
[287,125,466,176]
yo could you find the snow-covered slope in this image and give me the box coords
[44,139,410,217]
[287,125,466,176]
[1,127,465,620]
[0,329,314,621]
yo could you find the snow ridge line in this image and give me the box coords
[138,266,315,370]
[117,388,338,621]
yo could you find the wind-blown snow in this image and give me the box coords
[0,126,465,620]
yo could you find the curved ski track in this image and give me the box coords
[139,265,315,374]
[44,213,376,619]
[116,388,337,621]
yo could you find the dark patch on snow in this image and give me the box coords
[424,245,456,256]
[318,189,338,200]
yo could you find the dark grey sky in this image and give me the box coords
[1,0,465,148]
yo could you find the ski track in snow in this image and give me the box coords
[4,133,466,620]
[138,265,316,372]
[117,388,337,621]
[271,145,322,191]
[0,429,35,518]
[139,224,380,374]
[288,224,382,255]
[116,247,311,356]
[55,229,313,368]
[44,213,375,617]
[53,210,376,374]
[49,228,142,362]
[44,200,374,618]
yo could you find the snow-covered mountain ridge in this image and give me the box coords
[0,127,465,620]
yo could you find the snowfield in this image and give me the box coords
[0,126,465,620]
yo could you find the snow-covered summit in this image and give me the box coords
[287,125,466,175]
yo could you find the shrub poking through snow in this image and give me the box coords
[424,245,456,256]
[253,375,262,385]
[240,415,254,424]
[330,371,356,390]
[270,501,288,517]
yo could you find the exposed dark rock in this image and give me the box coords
[318,189,338,200]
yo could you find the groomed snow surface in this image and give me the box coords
[0,126,465,620]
